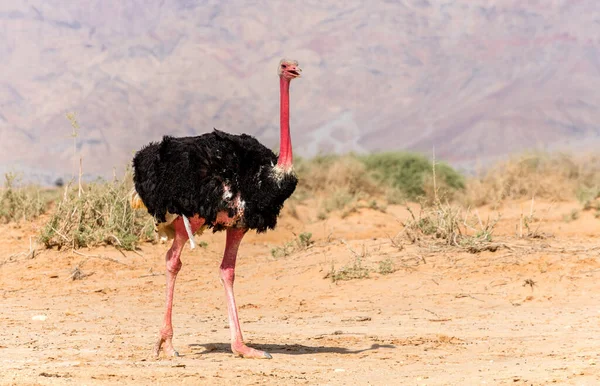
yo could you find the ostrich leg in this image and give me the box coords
[220,228,272,359]
[154,216,205,357]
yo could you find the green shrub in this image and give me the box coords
[360,152,465,200]
[270,232,314,259]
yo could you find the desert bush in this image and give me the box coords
[40,171,154,250]
[271,232,314,258]
[327,258,370,282]
[294,155,383,216]
[326,247,370,282]
[360,152,465,201]
[293,152,465,212]
[0,173,53,223]
[325,241,373,282]
[404,199,500,253]
[466,152,600,206]
[294,155,381,197]
[378,257,397,275]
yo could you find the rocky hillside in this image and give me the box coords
[1,0,599,183]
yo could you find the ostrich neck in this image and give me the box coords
[277,76,293,170]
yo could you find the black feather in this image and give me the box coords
[132,129,298,233]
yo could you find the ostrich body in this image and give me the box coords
[132,59,301,359]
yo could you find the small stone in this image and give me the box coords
[334,369,345,372]
[32,315,47,321]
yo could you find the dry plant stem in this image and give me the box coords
[72,250,130,266]
[79,157,83,198]
[432,146,438,203]
[519,208,524,238]
[533,201,555,236]
[341,239,360,258]
[72,250,100,258]
[66,112,80,183]
[529,196,535,217]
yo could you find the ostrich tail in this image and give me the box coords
[129,189,147,210]
[155,213,208,243]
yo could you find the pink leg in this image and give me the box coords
[154,215,205,358]
[220,228,271,359]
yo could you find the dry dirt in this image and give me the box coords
[1,200,600,385]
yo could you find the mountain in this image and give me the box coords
[1,0,600,183]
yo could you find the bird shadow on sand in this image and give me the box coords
[188,342,395,356]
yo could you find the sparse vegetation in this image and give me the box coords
[402,155,500,253]
[35,113,155,251]
[403,199,500,253]
[293,152,464,214]
[296,232,314,249]
[582,198,600,218]
[294,155,380,198]
[293,151,600,214]
[0,173,54,223]
[466,152,600,207]
[322,189,356,214]
[378,257,396,275]
[271,232,314,259]
[367,199,387,212]
[39,170,155,251]
[270,242,295,259]
[327,255,370,282]
[326,242,371,283]
[294,155,381,217]
[562,209,580,223]
[5,147,600,256]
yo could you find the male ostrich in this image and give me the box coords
[131,59,301,359]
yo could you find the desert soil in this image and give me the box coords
[1,200,600,385]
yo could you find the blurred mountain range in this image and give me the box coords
[1,0,600,183]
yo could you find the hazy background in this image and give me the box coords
[1,0,599,184]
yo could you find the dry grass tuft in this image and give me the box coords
[0,173,55,223]
[39,170,155,251]
[295,155,381,198]
[378,257,397,275]
[326,241,372,282]
[403,200,500,253]
[271,232,314,259]
[294,155,383,217]
[402,158,500,253]
[466,152,600,207]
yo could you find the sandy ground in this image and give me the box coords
[1,200,600,385]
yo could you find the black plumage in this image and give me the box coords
[132,129,298,233]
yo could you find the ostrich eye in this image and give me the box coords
[281,64,287,69]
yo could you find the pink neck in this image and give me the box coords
[277,76,293,169]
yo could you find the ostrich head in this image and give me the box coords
[278,59,302,80]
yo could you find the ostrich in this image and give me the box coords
[131,59,302,359]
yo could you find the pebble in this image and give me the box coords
[32,315,47,321]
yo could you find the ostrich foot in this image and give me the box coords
[232,343,272,359]
[154,334,179,358]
